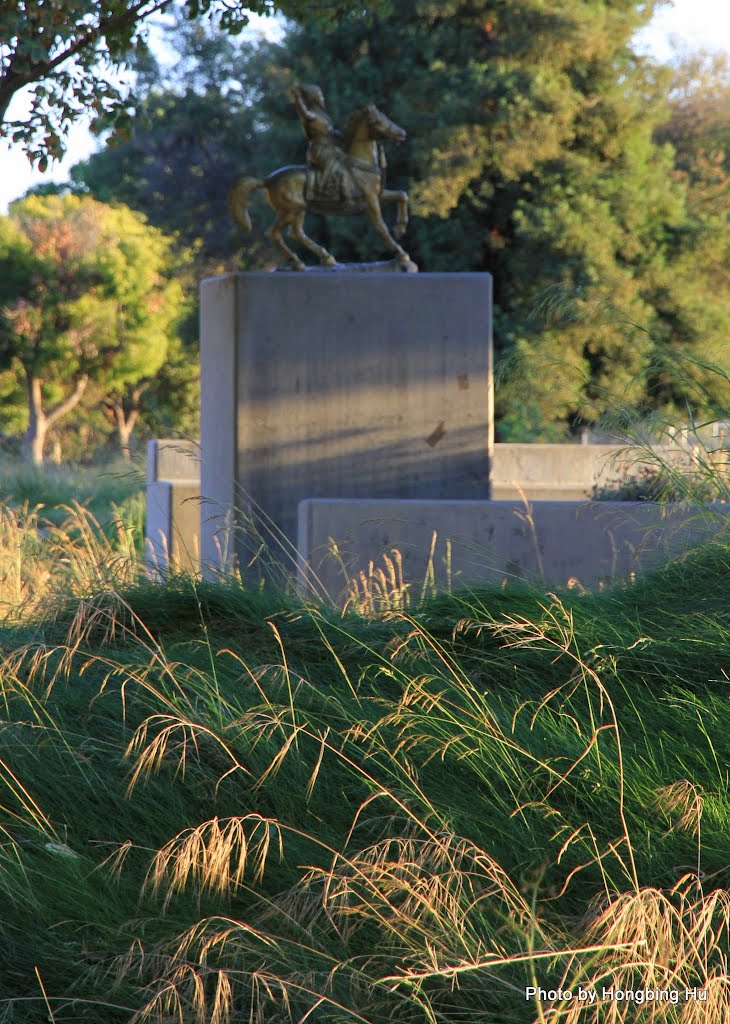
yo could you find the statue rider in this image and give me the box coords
[292,84,350,203]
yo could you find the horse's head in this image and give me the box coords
[366,103,407,143]
[345,105,407,146]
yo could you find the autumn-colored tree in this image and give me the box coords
[0,194,182,463]
[657,50,730,173]
[638,51,730,419]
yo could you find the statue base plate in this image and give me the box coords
[276,258,419,274]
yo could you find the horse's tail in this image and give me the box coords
[227,177,264,232]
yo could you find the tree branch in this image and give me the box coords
[45,375,89,428]
[26,372,44,422]
[124,404,140,434]
[0,0,175,122]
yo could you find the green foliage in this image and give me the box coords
[0,0,391,166]
[657,50,730,173]
[61,4,730,443]
[641,51,730,418]
[0,193,184,461]
[71,19,277,273]
[0,367,26,437]
[138,334,200,439]
[0,193,181,386]
[257,1,730,439]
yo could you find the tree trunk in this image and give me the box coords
[24,421,48,466]
[111,387,141,461]
[23,375,48,466]
[22,373,89,465]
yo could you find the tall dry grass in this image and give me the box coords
[0,572,718,1023]
[0,500,141,623]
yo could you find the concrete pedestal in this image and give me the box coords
[200,272,493,577]
[298,498,730,604]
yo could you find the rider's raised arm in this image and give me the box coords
[292,89,315,123]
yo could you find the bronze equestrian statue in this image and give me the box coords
[228,85,412,270]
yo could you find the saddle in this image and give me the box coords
[305,168,340,204]
[305,166,365,210]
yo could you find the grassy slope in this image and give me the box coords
[0,457,145,537]
[0,548,729,1022]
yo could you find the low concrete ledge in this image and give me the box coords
[491,484,595,501]
[298,498,730,604]
[490,442,709,500]
[146,438,201,485]
[146,480,201,575]
[145,439,202,575]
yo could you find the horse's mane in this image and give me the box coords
[342,106,371,148]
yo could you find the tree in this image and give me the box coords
[62,3,730,439]
[64,20,267,455]
[0,193,183,463]
[70,17,278,273]
[259,0,730,438]
[135,334,200,440]
[656,50,730,173]
[0,0,389,168]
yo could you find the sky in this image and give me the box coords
[1,0,730,214]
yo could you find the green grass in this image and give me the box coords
[0,541,729,1022]
[0,456,145,544]
[0,459,146,621]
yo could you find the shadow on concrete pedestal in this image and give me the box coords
[199,272,494,581]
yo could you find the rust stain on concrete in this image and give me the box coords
[426,421,446,447]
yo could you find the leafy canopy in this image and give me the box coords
[68,1,730,439]
[70,14,276,273]
[0,193,182,393]
[259,0,730,437]
[0,0,390,167]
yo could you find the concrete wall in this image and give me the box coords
[145,439,201,574]
[146,438,201,485]
[200,273,493,578]
[298,498,730,604]
[145,430,721,589]
[491,443,698,500]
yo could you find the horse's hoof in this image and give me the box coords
[322,255,337,266]
[290,259,306,272]
[395,254,418,273]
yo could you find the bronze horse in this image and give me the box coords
[227,104,411,270]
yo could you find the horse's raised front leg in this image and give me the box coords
[268,212,305,271]
[290,211,337,266]
[364,195,411,264]
[381,188,409,239]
